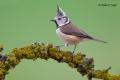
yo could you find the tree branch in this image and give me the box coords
[0,42,120,80]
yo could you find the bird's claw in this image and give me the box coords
[72,51,75,54]
[54,46,61,52]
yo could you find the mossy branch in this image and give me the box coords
[0,43,120,80]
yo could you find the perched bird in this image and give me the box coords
[51,5,107,53]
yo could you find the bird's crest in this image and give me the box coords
[57,5,66,17]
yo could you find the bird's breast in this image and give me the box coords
[56,28,82,45]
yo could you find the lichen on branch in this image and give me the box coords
[0,43,120,80]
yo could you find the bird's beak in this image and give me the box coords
[50,19,55,22]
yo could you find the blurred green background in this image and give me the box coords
[0,0,120,80]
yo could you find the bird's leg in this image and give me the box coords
[55,43,69,52]
[65,43,69,47]
[54,44,64,52]
[73,45,77,53]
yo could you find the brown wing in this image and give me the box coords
[60,22,93,39]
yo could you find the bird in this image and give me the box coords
[51,5,107,53]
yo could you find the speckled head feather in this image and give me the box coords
[57,5,66,17]
[51,5,70,27]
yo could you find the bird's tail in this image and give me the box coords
[92,38,107,43]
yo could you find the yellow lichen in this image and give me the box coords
[0,43,119,80]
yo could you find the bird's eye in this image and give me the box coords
[58,18,61,20]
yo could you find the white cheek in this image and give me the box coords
[57,20,65,26]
